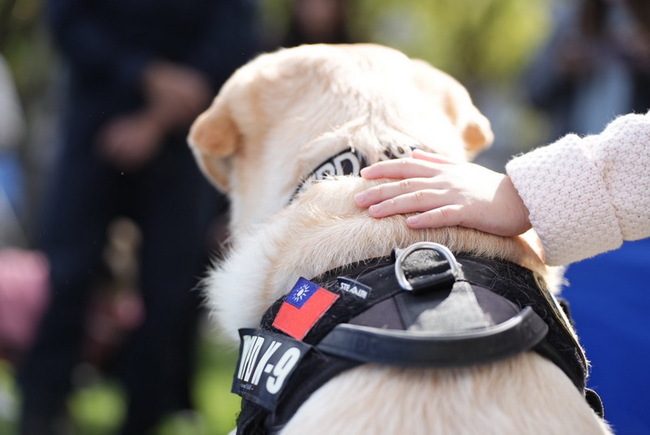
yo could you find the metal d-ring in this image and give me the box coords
[394,242,459,291]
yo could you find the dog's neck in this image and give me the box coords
[289,144,416,204]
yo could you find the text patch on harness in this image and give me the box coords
[232,328,311,410]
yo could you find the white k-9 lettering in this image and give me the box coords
[237,334,302,395]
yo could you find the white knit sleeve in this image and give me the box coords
[505,113,650,265]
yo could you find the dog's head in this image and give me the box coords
[188,43,493,234]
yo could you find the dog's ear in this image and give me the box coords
[443,86,494,157]
[188,94,240,192]
[411,59,494,158]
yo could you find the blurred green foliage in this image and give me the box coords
[1,0,554,101]
[0,331,241,435]
[261,0,554,83]
[1,0,54,102]
[0,0,559,162]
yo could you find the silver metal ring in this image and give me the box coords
[394,242,459,291]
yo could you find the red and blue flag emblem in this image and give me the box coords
[272,277,339,340]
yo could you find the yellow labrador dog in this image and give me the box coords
[189,44,610,434]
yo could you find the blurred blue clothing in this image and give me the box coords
[564,240,650,435]
[0,151,24,214]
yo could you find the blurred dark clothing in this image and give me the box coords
[282,0,353,47]
[47,0,253,98]
[18,1,257,434]
[525,1,650,138]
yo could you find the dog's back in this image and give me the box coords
[189,44,611,434]
[204,175,610,434]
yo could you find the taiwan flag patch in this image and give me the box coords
[272,277,339,340]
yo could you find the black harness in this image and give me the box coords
[232,243,604,434]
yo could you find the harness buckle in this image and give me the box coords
[394,242,459,291]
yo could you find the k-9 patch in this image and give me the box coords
[232,328,311,410]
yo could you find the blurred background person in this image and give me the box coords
[524,0,649,138]
[16,1,258,434]
[282,0,353,46]
[259,0,356,52]
[524,1,650,433]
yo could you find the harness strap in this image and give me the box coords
[234,249,601,434]
[234,329,360,435]
[456,256,589,392]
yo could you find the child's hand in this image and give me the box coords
[354,150,531,237]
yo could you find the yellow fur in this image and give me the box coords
[189,43,610,434]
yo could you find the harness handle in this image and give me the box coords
[318,306,548,367]
[394,242,459,291]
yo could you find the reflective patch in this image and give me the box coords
[291,148,369,202]
[379,144,414,161]
[311,148,366,181]
[337,277,371,299]
[232,328,311,411]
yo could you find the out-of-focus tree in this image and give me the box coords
[0,0,53,102]
[3,0,554,104]
[260,0,554,84]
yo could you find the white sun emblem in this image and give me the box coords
[292,284,311,302]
